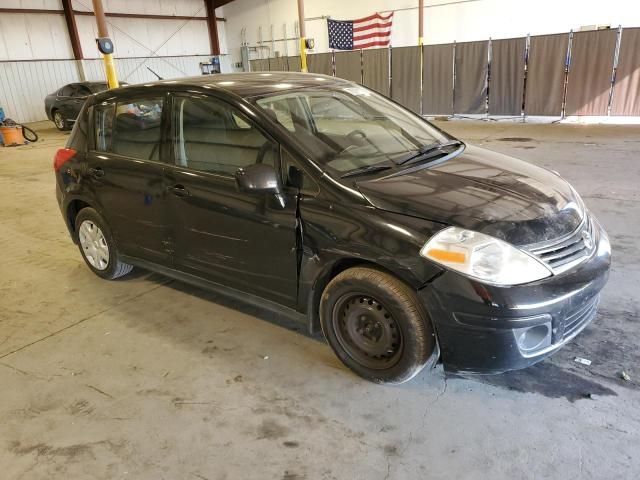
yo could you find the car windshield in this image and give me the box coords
[253,86,451,174]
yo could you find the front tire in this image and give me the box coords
[320,267,437,384]
[75,208,133,280]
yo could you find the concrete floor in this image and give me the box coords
[1,120,638,479]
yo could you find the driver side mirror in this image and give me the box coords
[235,163,285,206]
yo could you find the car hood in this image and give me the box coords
[356,144,584,246]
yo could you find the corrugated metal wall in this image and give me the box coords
[0,55,213,123]
[0,1,216,123]
[0,60,80,124]
[1,1,212,61]
[82,55,213,84]
[0,10,73,61]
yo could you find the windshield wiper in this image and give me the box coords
[395,140,463,165]
[341,164,392,178]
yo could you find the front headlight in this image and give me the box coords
[420,227,552,286]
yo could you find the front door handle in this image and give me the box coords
[168,184,190,197]
[88,167,104,178]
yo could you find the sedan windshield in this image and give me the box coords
[253,86,452,174]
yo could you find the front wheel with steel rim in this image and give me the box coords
[53,110,69,131]
[320,267,437,384]
[75,208,133,280]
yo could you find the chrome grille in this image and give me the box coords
[526,216,595,274]
[563,295,599,340]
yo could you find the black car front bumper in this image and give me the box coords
[420,220,611,373]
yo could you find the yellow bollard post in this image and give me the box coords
[297,0,308,72]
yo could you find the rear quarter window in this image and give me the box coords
[66,103,89,151]
[93,103,115,152]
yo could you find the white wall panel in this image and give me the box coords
[71,0,206,17]
[2,0,62,8]
[0,60,81,123]
[0,13,74,60]
[74,15,211,59]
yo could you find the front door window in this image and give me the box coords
[173,95,277,176]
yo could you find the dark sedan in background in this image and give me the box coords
[44,82,116,130]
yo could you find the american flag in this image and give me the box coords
[327,12,394,50]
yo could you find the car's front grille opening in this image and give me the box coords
[526,216,595,273]
[563,295,599,340]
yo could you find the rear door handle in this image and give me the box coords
[88,167,104,178]
[168,184,190,197]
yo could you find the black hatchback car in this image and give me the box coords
[54,73,611,384]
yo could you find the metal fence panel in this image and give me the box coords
[253,58,270,71]
[286,56,302,72]
[454,40,488,114]
[422,43,454,115]
[525,33,569,116]
[269,56,288,72]
[307,53,333,76]
[489,37,526,115]
[362,48,389,96]
[391,46,422,113]
[611,28,640,116]
[335,51,362,83]
[565,29,618,116]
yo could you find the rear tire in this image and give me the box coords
[75,208,133,280]
[53,110,70,131]
[320,267,437,384]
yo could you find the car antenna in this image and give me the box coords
[146,67,163,80]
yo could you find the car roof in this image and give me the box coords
[68,81,107,86]
[94,72,352,100]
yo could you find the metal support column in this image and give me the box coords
[205,0,221,55]
[91,0,119,88]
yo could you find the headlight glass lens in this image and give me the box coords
[420,227,552,285]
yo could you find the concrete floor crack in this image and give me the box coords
[383,456,391,480]
[0,361,50,380]
[422,375,448,429]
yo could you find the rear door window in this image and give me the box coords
[112,98,163,161]
[93,97,164,161]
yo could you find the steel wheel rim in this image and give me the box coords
[79,220,110,271]
[332,293,403,370]
[54,112,64,129]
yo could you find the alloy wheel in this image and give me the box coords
[54,112,65,129]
